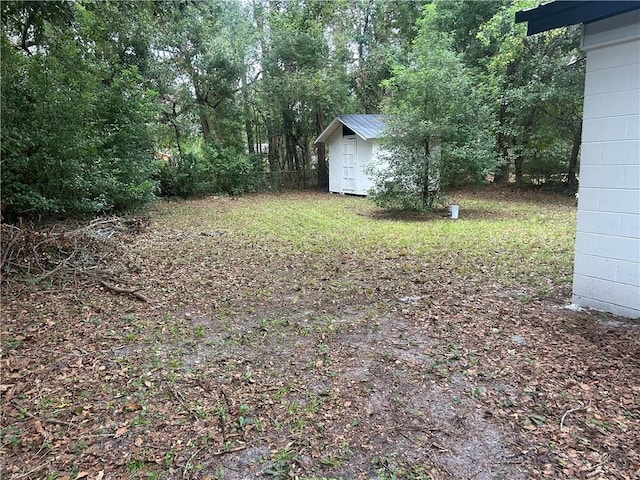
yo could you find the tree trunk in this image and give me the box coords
[245,118,255,155]
[514,154,524,185]
[241,76,255,155]
[567,121,582,187]
[200,113,212,141]
[495,63,516,184]
[515,109,537,186]
[316,107,328,188]
[256,124,262,155]
[171,120,183,161]
[495,102,510,184]
[358,0,373,60]
[302,144,311,188]
[268,130,280,189]
[422,139,431,208]
[164,104,183,160]
[285,134,296,176]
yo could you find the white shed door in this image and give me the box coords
[341,139,356,193]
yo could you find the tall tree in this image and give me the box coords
[1,1,159,220]
[153,0,249,148]
[254,0,351,188]
[369,4,495,210]
[350,0,425,113]
[478,1,584,186]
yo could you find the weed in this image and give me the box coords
[3,338,22,350]
[448,344,463,360]
[285,401,301,415]
[167,357,183,370]
[382,351,396,362]
[128,458,145,473]
[589,418,616,432]
[163,449,177,468]
[290,418,307,434]
[273,386,291,400]
[124,332,138,341]
[1,425,22,447]
[304,396,323,414]
[73,440,88,454]
[194,325,208,338]
[265,444,297,479]
[198,433,215,447]
[374,456,431,480]
[131,410,149,426]
[319,456,342,467]
[470,386,485,399]
[238,416,253,428]
[242,371,254,383]
[454,412,466,424]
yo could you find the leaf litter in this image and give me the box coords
[1,190,639,480]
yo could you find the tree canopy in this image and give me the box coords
[1,0,584,219]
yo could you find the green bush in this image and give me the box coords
[1,31,158,221]
[156,144,265,199]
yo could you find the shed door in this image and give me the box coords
[341,139,356,193]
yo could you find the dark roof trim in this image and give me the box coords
[515,1,640,35]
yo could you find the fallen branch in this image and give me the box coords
[0,224,23,273]
[560,399,592,430]
[212,444,248,456]
[183,447,205,480]
[100,280,149,302]
[169,387,200,422]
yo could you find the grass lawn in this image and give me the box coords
[1,188,638,479]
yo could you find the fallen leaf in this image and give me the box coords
[124,402,141,411]
[34,420,46,437]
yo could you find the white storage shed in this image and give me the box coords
[315,115,388,196]
[517,1,640,318]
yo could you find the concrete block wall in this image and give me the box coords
[574,11,640,318]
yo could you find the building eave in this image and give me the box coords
[515,1,640,35]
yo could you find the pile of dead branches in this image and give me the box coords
[0,216,148,293]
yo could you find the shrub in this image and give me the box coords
[156,143,265,199]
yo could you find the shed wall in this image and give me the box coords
[327,130,377,196]
[355,138,373,195]
[573,10,640,318]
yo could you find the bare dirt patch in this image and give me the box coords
[1,192,638,480]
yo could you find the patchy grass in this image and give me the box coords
[2,188,639,480]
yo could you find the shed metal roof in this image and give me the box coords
[515,0,640,35]
[315,114,387,143]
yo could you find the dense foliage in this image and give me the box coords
[1,2,159,220]
[1,0,584,219]
[369,5,496,210]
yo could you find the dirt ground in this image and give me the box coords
[1,192,639,480]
